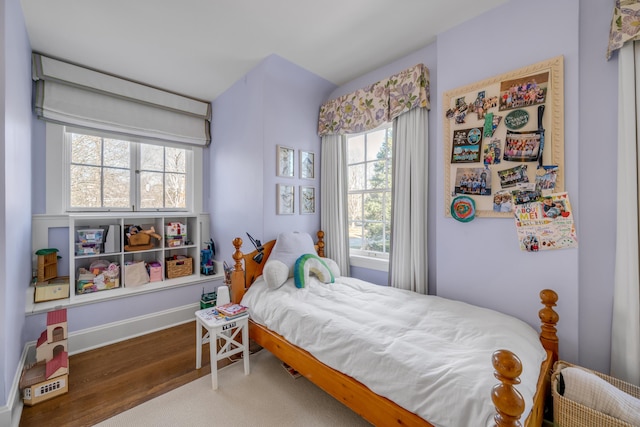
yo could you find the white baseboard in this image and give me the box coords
[0,343,29,427]
[67,303,199,354]
[4,303,198,427]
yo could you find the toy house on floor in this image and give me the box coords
[19,308,69,406]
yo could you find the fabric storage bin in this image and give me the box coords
[551,361,640,427]
[148,261,162,282]
[166,256,192,279]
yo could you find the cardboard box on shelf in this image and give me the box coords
[165,222,187,237]
[34,277,70,302]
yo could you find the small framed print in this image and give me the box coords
[277,145,295,178]
[300,186,315,214]
[299,150,315,179]
[277,184,295,215]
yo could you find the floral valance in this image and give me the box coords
[607,0,640,60]
[317,63,430,136]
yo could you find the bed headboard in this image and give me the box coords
[230,231,325,303]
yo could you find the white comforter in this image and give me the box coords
[241,275,547,427]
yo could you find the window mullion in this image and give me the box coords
[132,142,140,211]
[162,146,167,208]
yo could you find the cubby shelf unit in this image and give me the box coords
[29,213,223,314]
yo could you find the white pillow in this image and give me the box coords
[263,260,289,290]
[263,232,316,289]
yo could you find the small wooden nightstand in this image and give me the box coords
[195,307,250,389]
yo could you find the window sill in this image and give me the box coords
[25,271,224,316]
[349,254,389,272]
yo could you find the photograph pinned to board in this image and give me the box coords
[444,56,564,218]
[277,183,295,215]
[536,165,559,192]
[450,127,483,163]
[483,113,502,138]
[483,139,502,166]
[513,191,577,252]
[454,167,491,196]
[492,191,514,213]
[497,164,529,189]
[511,183,541,206]
[498,71,548,112]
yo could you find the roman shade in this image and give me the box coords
[32,53,211,146]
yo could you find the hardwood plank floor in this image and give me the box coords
[19,320,252,427]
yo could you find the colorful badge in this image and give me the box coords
[451,196,476,222]
[504,109,529,129]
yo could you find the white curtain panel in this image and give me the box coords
[389,107,429,294]
[611,41,640,386]
[320,134,351,276]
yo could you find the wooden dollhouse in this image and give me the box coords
[19,308,69,406]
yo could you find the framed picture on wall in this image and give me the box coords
[300,150,315,179]
[277,145,295,178]
[277,184,295,215]
[300,186,315,214]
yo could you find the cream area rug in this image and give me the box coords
[96,349,372,426]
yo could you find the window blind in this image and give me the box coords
[32,53,211,146]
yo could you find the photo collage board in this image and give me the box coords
[443,56,565,219]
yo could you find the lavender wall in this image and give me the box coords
[437,0,581,363]
[210,55,335,265]
[1,0,33,411]
[329,0,616,372]
[577,0,619,372]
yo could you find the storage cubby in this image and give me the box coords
[28,213,223,312]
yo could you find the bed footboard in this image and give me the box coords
[494,289,559,427]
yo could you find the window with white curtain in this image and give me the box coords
[66,129,191,212]
[346,123,393,259]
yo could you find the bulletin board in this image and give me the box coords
[443,56,565,218]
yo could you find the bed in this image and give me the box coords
[229,231,559,427]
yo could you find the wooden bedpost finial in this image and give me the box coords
[539,289,559,361]
[230,237,245,304]
[491,349,524,427]
[232,238,243,272]
[316,230,325,258]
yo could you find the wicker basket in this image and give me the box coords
[165,257,193,279]
[551,361,640,427]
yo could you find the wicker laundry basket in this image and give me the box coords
[551,361,640,427]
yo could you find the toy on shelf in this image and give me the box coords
[201,239,216,276]
[76,260,120,294]
[19,308,69,406]
[165,222,188,247]
[124,225,161,252]
[35,248,59,282]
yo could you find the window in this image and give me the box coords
[67,130,190,212]
[346,124,393,259]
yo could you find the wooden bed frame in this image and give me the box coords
[230,232,559,427]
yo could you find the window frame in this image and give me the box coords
[45,123,203,215]
[346,123,393,270]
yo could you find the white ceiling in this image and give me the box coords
[20,0,508,102]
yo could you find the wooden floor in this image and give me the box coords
[19,320,250,427]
